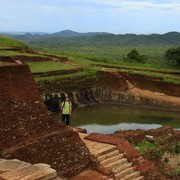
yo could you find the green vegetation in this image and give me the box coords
[117,68,180,84]
[0,36,28,48]
[35,67,98,82]
[171,169,180,176]
[167,142,180,154]
[19,31,180,47]
[135,135,180,178]
[0,50,39,56]
[123,49,147,63]
[1,35,179,84]
[165,46,180,66]
[28,62,80,73]
[26,48,180,84]
[30,45,171,65]
[19,32,180,68]
[156,135,172,145]
[136,140,156,154]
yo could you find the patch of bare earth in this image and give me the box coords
[127,81,180,107]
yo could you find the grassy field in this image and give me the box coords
[27,50,180,84]
[0,50,37,56]
[28,61,81,73]
[42,45,175,66]
[0,36,28,48]
[1,36,179,84]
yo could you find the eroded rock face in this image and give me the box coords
[92,88,180,111]
[38,70,180,112]
[0,64,92,177]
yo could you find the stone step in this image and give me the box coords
[90,144,110,154]
[104,158,127,170]
[0,159,6,164]
[18,167,57,180]
[120,171,140,180]
[100,154,124,166]
[133,176,145,180]
[112,162,132,174]
[115,167,135,178]
[93,145,117,157]
[1,163,51,180]
[98,150,120,162]
[0,159,31,172]
[52,177,63,180]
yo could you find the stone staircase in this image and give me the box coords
[93,145,144,180]
[0,158,60,180]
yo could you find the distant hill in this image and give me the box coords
[50,30,112,37]
[2,30,112,40]
[3,30,180,47]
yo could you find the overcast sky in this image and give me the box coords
[1,0,180,34]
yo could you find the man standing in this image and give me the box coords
[61,97,72,126]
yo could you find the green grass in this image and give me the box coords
[28,50,180,84]
[0,36,28,48]
[116,68,180,84]
[136,140,157,154]
[115,62,180,73]
[50,47,180,72]
[39,45,175,65]
[0,50,34,56]
[1,40,179,84]
[28,62,81,73]
[35,68,98,82]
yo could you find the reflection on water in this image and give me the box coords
[52,104,180,134]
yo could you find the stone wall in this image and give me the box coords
[36,70,180,111]
[0,64,92,177]
[92,88,180,111]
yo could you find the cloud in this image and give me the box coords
[40,6,59,13]
[86,0,180,11]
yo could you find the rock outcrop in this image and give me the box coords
[38,70,180,112]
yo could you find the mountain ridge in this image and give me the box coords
[2,29,180,37]
[2,30,180,46]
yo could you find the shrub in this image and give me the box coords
[123,49,147,63]
[165,46,180,66]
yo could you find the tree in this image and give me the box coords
[124,49,147,63]
[165,46,180,66]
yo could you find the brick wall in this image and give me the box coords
[0,64,41,101]
[0,64,92,177]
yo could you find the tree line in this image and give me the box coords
[124,47,180,67]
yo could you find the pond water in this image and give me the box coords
[52,104,180,134]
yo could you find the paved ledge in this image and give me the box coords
[0,158,61,180]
